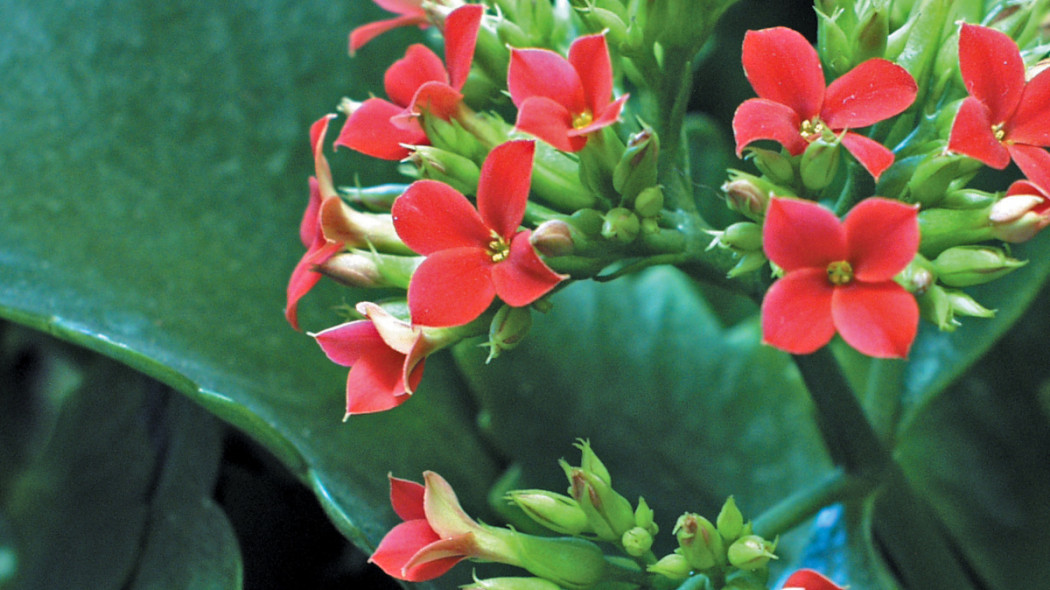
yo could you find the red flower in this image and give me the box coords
[948,23,1050,181]
[782,569,844,590]
[392,140,566,327]
[312,302,431,415]
[370,472,488,581]
[508,33,628,152]
[990,177,1050,242]
[761,197,919,358]
[337,4,482,160]
[733,27,917,180]
[349,0,428,54]
[285,115,345,330]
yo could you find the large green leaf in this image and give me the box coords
[0,0,500,563]
[454,268,832,560]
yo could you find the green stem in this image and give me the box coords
[751,468,870,539]
[861,358,907,445]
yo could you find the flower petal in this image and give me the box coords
[839,131,895,180]
[568,33,613,116]
[508,47,587,115]
[1006,68,1050,147]
[346,355,412,414]
[370,520,447,581]
[1007,144,1050,190]
[312,320,386,367]
[832,281,918,358]
[948,97,1010,169]
[401,536,471,581]
[514,96,586,152]
[311,114,337,199]
[389,476,427,522]
[761,268,836,354]
[958,23,1025,124]
[763,197,846,271]
[822,58,917,130]
[843,197,918,282]
[782,569,845,590]
[335,98,425,160]
[742,27,825,120]
[444,4,483,91]
[385,44,449,108]
[373,0,423,14]
[477,140,535,239]
[350,14,428,54]
[300,177,322,247]
[491,231,567,307]
[422,471,480,537]
[407,247,496,327]
[732,98,807,156]
[408,81,462,121]
[392,180,490,255]
[285,240,343,329]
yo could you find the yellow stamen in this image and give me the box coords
[826,260,853,285]
[800,118,827,141]
[573,110,594,129]
[488,231,510,263]
[992,122,1006,142]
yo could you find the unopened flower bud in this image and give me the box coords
[486,305,533,363]
[635,497,659,536]
[745,147,795,186]
[674,513,724,570]
[918,284,957,332]
[405,145,481,196]
[509,534,607,590]
[726,535,777,571]
[917,207,996,257]
[506,489,589,535]
[931,246,1027,287]
[569,208,605,237]
[854,7,888,62]
[601,208,641,243]
[561,445,635,541]
[945,289,996,319]
[578,5,629,49]
[530,220,576,257]
[817,8,853,76]
[990,180,1050,242]
[463,576,563,590]
[648,553,692,581]
[905,153,979,208]
[800,138,841,192]
[940,188,997,210]
[717,496,745,543]
[634,186,665,218]
[722,171,788,220]
[318,251,420,290]
[896,255,935,295]
[727,251,768,278]
[614,127,660,202]
[496,17,531,47]
[622,526,654,556]
[722,222,763,252]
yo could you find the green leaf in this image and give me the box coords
[0,0,500,566]
[454,269,831,558]
[0,327,239,590]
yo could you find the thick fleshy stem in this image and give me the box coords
[791,348,982,590]
[751,468,868,539]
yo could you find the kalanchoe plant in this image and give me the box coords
[280,1,1050,589]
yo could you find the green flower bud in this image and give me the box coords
[318,250,420,290]
[496,17,532,48]
[508,533,608,590]
[722,171,792,220]
[726,535,777,571]
[485,305,533,363]
[745,147,796,187]
[918,284,957,332]
[674,513,724,571]
[727,251,768,279]
[918,207,996,257]
[721,222,763,252]
[506,489,590,535]
[945,288,996,320]
[799,137,841,192]
[569,209,606,237]
[904,153,979,208]
[940,188,997,210]
[421,114,488,162]
[647,553,692,581]
[930,246,1027,287]
[896,255,936,295]
[601,208,641,243]
[560,448,635,542]
[635,497,659,536]
[530,219,576,257]
[634,186,665,219]
[723,571,769,590]
[532,142,600,211]
[614,127,660,203]
[577,5,630,48]
[622,526,654,557]
[854,6,889,62]
[463,576,564,590]
[406,145,482,196]
[817,8,853,76]
[717,496,745,543]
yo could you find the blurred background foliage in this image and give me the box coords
[2,0,1049,589]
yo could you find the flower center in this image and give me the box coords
[992,122,1006,142]
[826,260,853,285]
[800,117,827,141]
[488,231,510,263]
[573,109,594,130]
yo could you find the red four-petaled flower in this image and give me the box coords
[349,0,429,54]
[948,23,1050,180]
[371,472,486,582]
[733,27,917,180]
[508,33,628,152]
[761,197,919,358]
[392,140,566,327]
[337,4,482,160]
[782,569,845,590]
